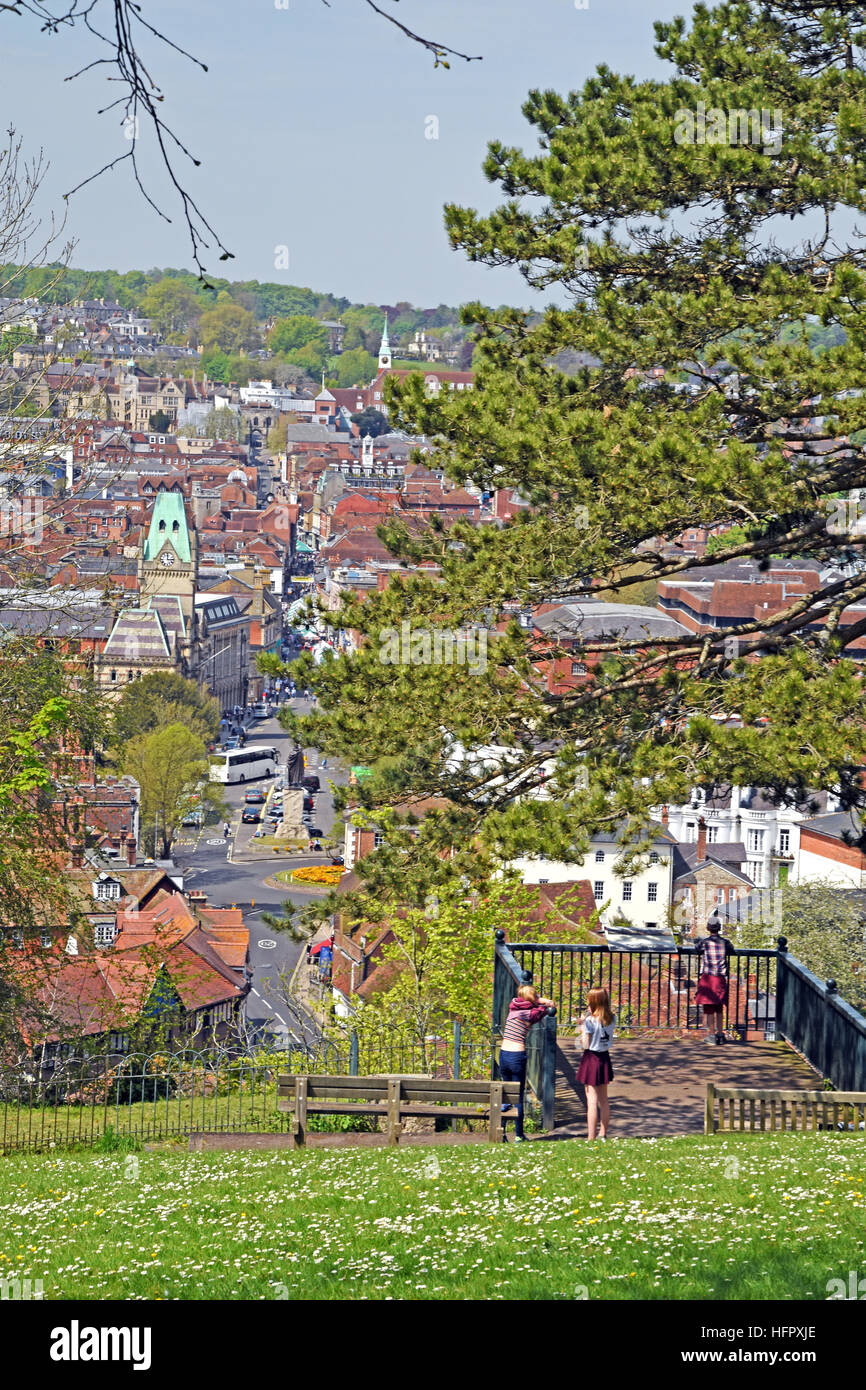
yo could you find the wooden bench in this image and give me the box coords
[706,1085,866,1134]
[277,1074,523,1146]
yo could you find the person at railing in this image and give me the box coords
[694,915,734,1045]
[578,987,616,1141]
[500,984,556,1142]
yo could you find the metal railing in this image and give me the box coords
[0,1029,498,1155]
[496,933,866,1101]
[777,948,866,1092]
[506,940,778,1035]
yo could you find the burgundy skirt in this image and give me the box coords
[695,972,729,1008]
[577,1050,613,1086]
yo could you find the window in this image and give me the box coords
[648,883,658,903]
[622,881,633,901]
[707,825,719,843]
[778,828,790,854]
[595,850,604,863]
[686,823,697,842]
[109,1032,129,1053]
[94,880,121,901]
[747,828,765,853]
[571,662,587,676]
[649,851,659,864]
[593,881,604,901]
[373,832,384,849]
[750,860,765,886]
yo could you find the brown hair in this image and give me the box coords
[517,984,539,1003]
[587,987,614,1026]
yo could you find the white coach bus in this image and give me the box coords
[209,746,279,784]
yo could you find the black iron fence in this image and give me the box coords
[0,1028,499,1155]
[495,932,866,1100]
[777,949,866,1092]
[504,939,777,1035]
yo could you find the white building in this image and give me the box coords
[660,786,840,889]
[510,823,677,929]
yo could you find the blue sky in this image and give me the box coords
[2,0,688,306]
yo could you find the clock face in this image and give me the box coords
[160,548,176,568]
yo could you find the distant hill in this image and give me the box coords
[0,263,467,339]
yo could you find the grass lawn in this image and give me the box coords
[1,1132,864,1300]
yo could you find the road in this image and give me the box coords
[170,699,347,1048]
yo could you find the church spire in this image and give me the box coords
[378,315,392,372]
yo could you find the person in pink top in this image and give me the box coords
[499,984,556,1142]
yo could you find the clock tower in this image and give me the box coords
[138,487,199,633]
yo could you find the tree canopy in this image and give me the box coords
[270,1,866,912]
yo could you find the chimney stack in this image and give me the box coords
[661,806,669,826]
[697,817,707,863]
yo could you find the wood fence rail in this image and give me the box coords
[277,1074,523,1146]
[706,1085,866,1134]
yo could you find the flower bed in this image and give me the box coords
[291,865,344,885]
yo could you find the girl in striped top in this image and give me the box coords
[499,984,556,1142]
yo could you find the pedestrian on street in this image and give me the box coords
[577,987,616,1141]
[223,822,230,840]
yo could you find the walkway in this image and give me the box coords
[550,1035,820,1139]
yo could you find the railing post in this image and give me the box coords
[452,1020,461,1080]
[349,1031,359,1077]
[541,1008,557,1131]
[824,979,838,1085]
[775,936,788,1043]
[492,930,509,1037]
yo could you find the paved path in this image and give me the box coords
[549,1035,821,1140]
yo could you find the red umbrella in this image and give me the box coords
[309,937,333,958]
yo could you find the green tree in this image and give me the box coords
[198,302,259,354]
[148,410,172,433]
[268,315,328,356]
[350,407,389,437]
[735,880,866,1014]
[331,347,377,389]
[200,406,245,442]
[141,277,204,339]
[119,723,216,859]
[200,348,232,382]
[267,417,289,454]
[268,1,866,918]
[111,673,220,752]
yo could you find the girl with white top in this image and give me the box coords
[577,987,616,1141]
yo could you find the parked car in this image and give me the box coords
[242,808,261,824]
[329,852,345,866]
[244,789,266,804]
[181,809,203,828]
[307,826,324,839]
[220,738,240,751]
[303,795,314,813]
[302,774,320,792]
[250,703,269,719]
